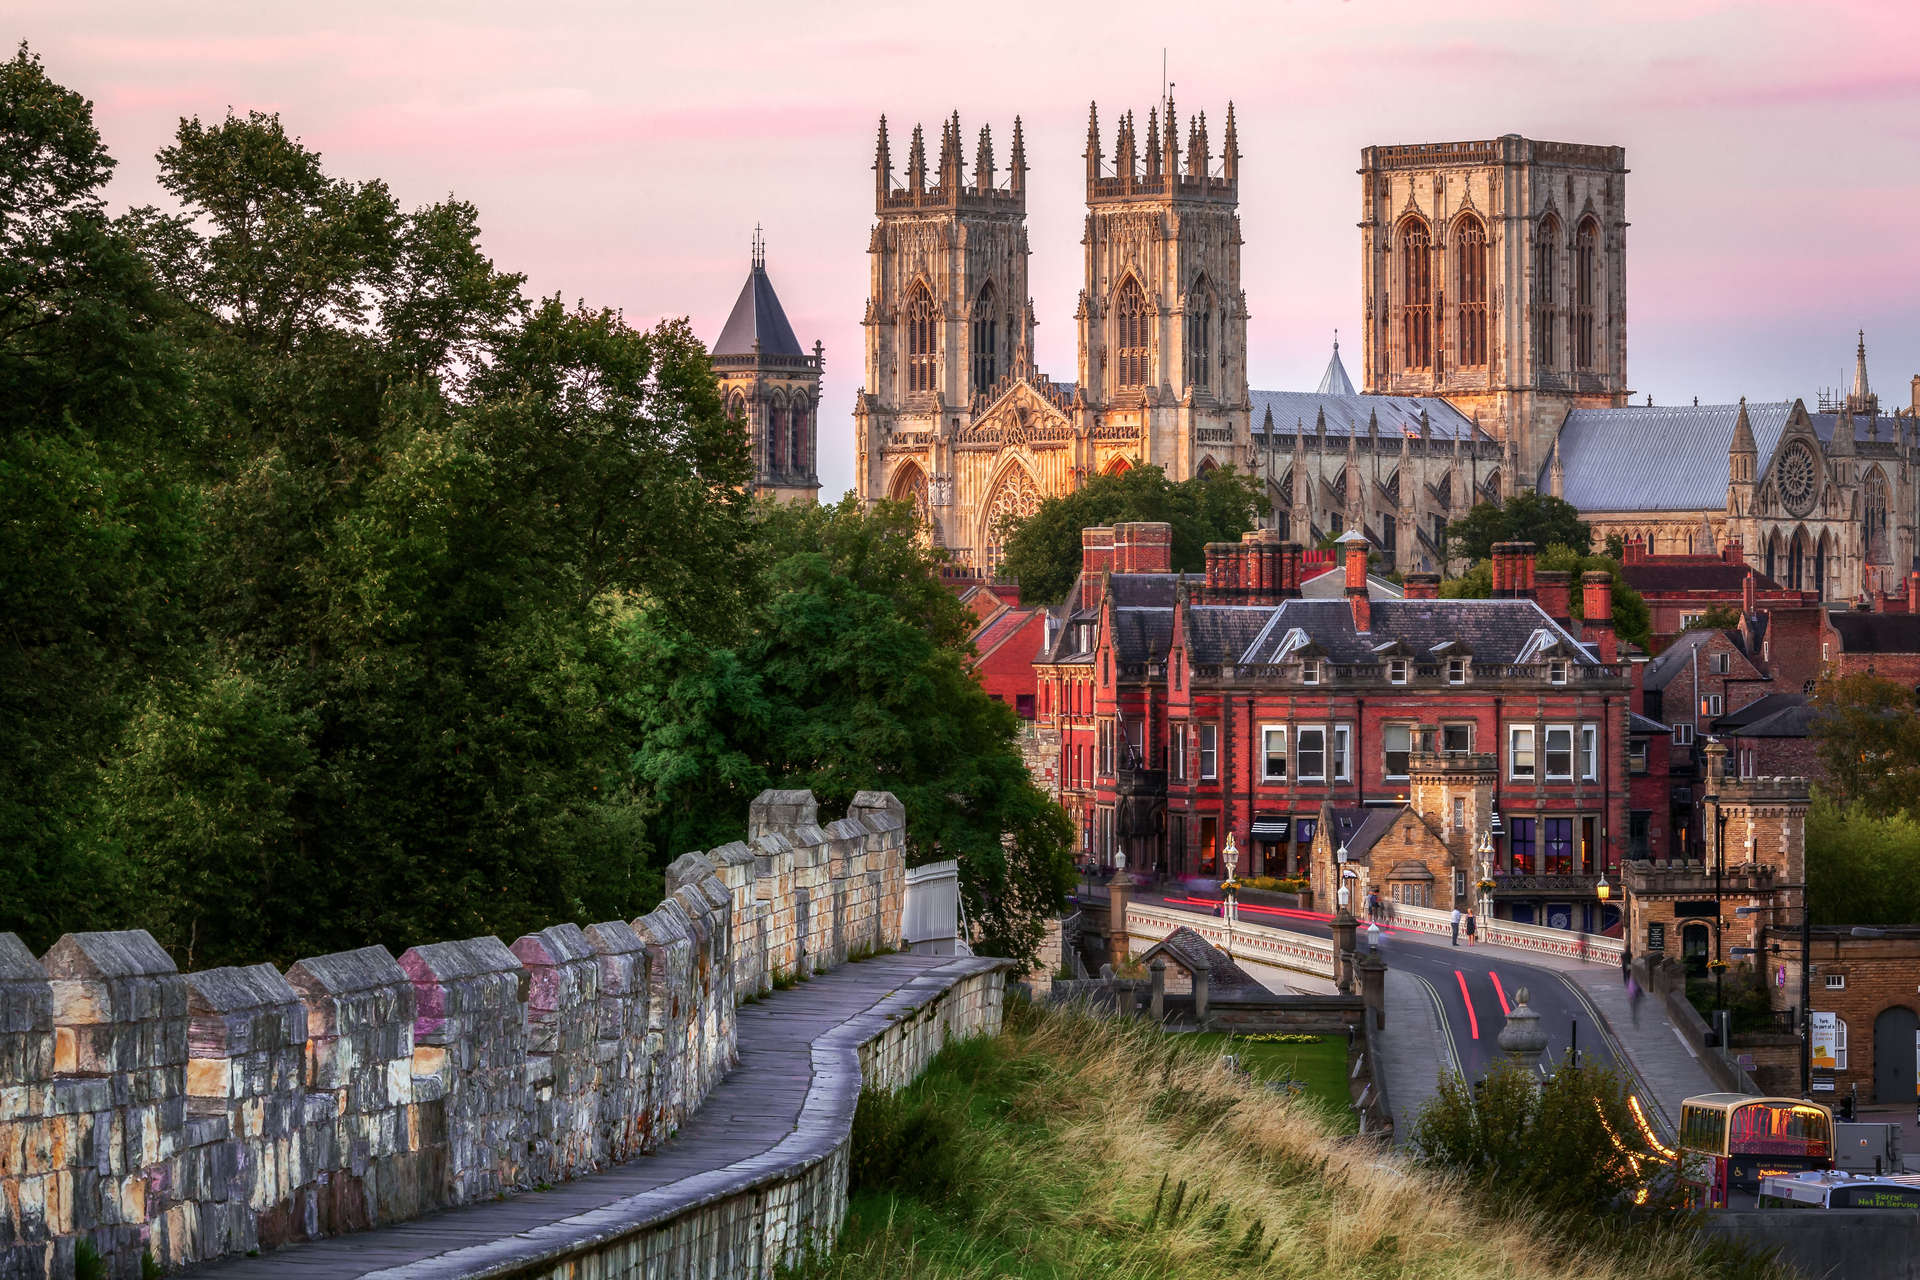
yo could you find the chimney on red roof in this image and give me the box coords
[1404,572,1440,600]
[1722,539,1744,565]
[1492,542,1538,600]
[1743,569,1757,618]
[1238,529,1282,605]
[1512,542,1537,599]
[1082,526,1114,609]
[1582,570,1617,662]
[1203,541,1234,600]
[1535,570,1572,622]
[1909,570,1920,616]
[1623,536,1647,565]
[1340,531,1371,631]
[1112,521,1172,574]
[1280,542,1304,598]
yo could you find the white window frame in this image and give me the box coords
[1509,725,1537,780]
[1300,658,1321,686]
[1297,724,1328,782]
[1199,724,1218,780]
[1548,658,1570,685]
[1384,722,1414,780]
[1672,723,1695,747]
[1703,693,1724,717]
[1447,656,1470,685]
[1332,724,1352,782]
[1580,724,1599,782]
[1261,725,1288,782]
[1387,657,1409,685]
[1452,795,1466,833]
[1679,611,1704,630]
[1629,739,1649,774]
[1710,652,1731,675]
[1544,724,1575,781]
[1825,973,1846,990]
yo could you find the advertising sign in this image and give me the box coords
[1811,1012,1841,1071]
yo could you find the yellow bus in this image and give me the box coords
[1676,1094,1834,1208]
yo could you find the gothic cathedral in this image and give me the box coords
[853,101,1249,568]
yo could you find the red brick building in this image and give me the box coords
[1037,526,1637,931]
[1761,926,1920,1104]
[1620,539,1812,650]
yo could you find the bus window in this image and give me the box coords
[1730,1103,1832,1160]
[1680,1105,1728,1154]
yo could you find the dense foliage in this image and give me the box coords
[1805,794,1920,927]
[1441,545,1652,653]
[0,48,1070,967]
[1447,490,1592,563]
[997,463,1267,604]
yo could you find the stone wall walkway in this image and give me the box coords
[1377,970,1449,1147]
[186,954,998,1279]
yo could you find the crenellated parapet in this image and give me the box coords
[0,789,910,1278]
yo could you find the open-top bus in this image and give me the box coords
[1677,1094,1834,1208]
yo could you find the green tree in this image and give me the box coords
[1810,674,1920,819]
[1447,491,1592,563]
[1441,546,1651,653]
[998,463,1267,604]
[1681,603,1742,633]
[1805,791,1920,926]
[623,499,1076,963]
[0,45,199,948]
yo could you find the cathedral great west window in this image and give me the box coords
[1116,276,1150,388]
[1455,217,1487,368]
[906,281,937,392]
[1401,221,1432,370]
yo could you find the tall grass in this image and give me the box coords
[798,1001,1789,1280]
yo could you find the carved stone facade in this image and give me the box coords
[1360,136,1630,482]
[855,100,1248,570]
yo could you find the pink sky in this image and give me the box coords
[21,0,1920,498]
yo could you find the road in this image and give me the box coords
[1132,886,1628,1087]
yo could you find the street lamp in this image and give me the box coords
[1475,829,1495,922]
[1221,832,1240,949]
[1705,739,1727,1013]
[1736,897,1814,1099]
[1335,841,1351,912]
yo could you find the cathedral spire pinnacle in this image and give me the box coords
[1084,101,1101,184]
[1853,328,1871,402]
[1010,116,1027,195]
[1144,106,1162,179]
[1729,396,1756,456]
[1163,93,1180,178]
[1116,110,1136,183]
[874,116,892,209]
[975,123,995,194]
[937,111,963,192]
[907,123,926,195]
[1222,101,1239,182]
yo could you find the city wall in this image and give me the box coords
[0,788,915,1278]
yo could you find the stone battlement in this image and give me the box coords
[0,789,908,1279]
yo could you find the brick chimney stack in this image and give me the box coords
[1112,521,1172,574]
[1581,571,1617,662]
[1403,572,1440,599]
[1280,542,1304,598]
[1535,570,1572,622]
[1492,542,1538,599]
[1743,570,1758,618]
[1082,526,1114,609]
[1340,531,1371,631]
[1909,569,1920,616]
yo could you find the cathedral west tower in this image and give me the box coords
[1360,135,1629,484]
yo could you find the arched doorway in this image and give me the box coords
[1681,922,1711,975]
[1874,1005,1919,1103]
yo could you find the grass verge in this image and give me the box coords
[792,1000,1790,1280]
[1181,1032,1351,1128]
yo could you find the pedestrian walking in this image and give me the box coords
[1627,972,1644,1028]
[1621,945,1633,986]
[1449,905,1462,946]
[1367,890,1380,923]
[1464,909,1477,945]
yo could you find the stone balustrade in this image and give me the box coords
[0,789,907,1279]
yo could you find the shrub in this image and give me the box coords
[847,1085,967,1205]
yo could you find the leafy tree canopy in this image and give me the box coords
[1805,791,1920,927]
[1810,673,1920,821]
[1447,490,1591,564]
[1680,603,1743,633]
[997,463,1267,604]
[1441,546,1651,653]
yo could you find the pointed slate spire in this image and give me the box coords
[874,116,892,209]
[907,123,927,195]
[975,123,995,194]
[1262,403,1275,434]
[1316,331,1356,396]
[1834,399,1856,453]
[1729,396,1756,456]
[1367,407,1380,441]
[1084,101,1101,183]
[1222,101,1240,181]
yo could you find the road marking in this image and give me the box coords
[1551,972,1677,1143]
[1414,974,1464,1079]
[1453,970,1480,1039]
[1489,970,1511,1016]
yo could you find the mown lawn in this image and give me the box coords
[791,1001,1793,1280]
[1181,1031,1352,1128]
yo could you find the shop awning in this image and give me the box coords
[1251,817,1290,840]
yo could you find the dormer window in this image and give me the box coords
[1548,659,1570,685]
[1387,658,1409,685]
[1301,659,1322,686]
[1447,657,1469,685]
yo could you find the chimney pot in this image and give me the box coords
[1581,570,1617,663]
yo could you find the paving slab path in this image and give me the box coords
[188,953,991,1279]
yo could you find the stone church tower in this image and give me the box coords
[855,100,1251,571]
[1075,98,1250,481]
[1359,136,1629,483]
[711,232,823,504]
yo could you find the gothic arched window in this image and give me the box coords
[906,280,937,393]
[1534,215,1560,369]
[1185,274,1212,392]
[726,390,747,421]
[767,394,788,476]
[788,393,808,475]
[983,465,1041,570]
[1456,216,1488,368]
[1400,219,1432,371]
[970,282,998,396]
[1115,276,1150,389]
[1575,218,1599,371]
[1866,467,1890,563]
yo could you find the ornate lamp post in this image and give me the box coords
[1475,829,1496,923]
[1221,831,1241,953]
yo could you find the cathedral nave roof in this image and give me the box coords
[1248,389,1478,442]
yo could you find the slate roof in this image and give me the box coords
[1249,390,1479,442]
[1141,926,1263,993]
[1629,711,1671,735]
[1643,628,1715,691]
[713,263,804,357]
[1112,608,1174,663]
[1625,559,1783,594]
[1829,611,1920,655]
[1234,598,1594,666]
[1711,693,1811,738]
[1546,402,1886,513]
[1316,338,1357,397]
[1326,806,1406,860]
[1299,566,1404,599]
